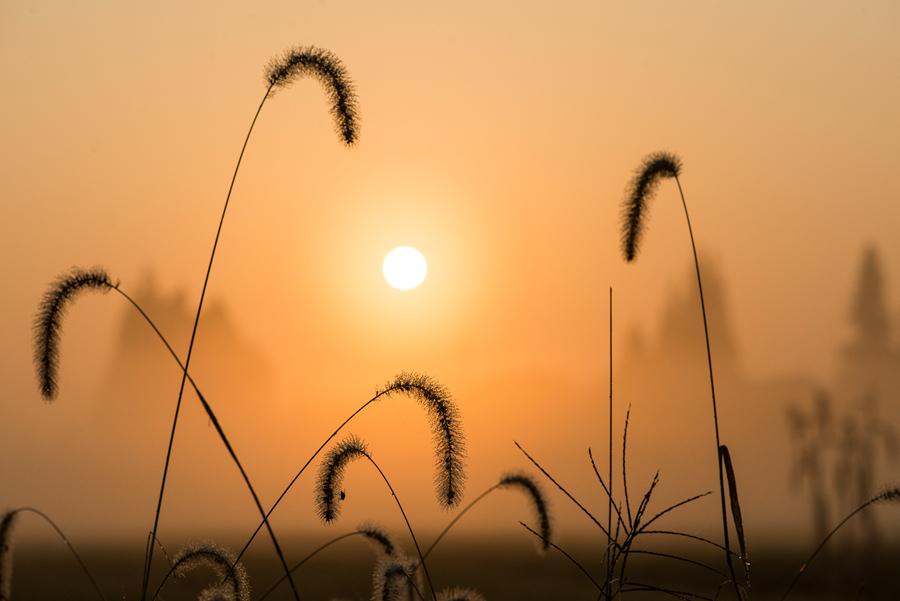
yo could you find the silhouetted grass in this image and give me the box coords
[620,151,742,599]
[142,44,359,601]
[316,436,438,601]
[152,542,249,601]
[0,507,104,601]
[31,268,295,600]
[232,372,466,570]
[780,487,900,600]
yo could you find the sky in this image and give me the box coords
[2,1,900,550]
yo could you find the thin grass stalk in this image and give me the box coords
[315,438,438,601]
[587,449,627,532]
[625,549,725,577]
[150,542,248,601]
[622,406,633,529]
[607,286,614,600]
[139,87,295,601]
[621,154,740,598]
[779,487,900,601]
[636,491,712,534]
[422,485,500,560]
[256,528,393,601]
[638,530,736,555]
[0,507,105,601]
[364,456,438,601]
[514,442,618,544]
[518,522,603,593]
[105,286,298,599]
[231,373,463,569]
[142,45,359,599]
[422,473,550,561]
[673,175,741,600]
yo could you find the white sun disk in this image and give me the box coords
[383,246,427,290]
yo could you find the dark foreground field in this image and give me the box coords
[8,537,900,600]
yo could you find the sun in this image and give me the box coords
[383,246,427,290]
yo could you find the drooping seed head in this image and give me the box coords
[316,436,369,523]
[371,556,417,601]
[172,542,250,601]
[876,486,900,503]
[621,152,682,262]
[377,373,466,508]
[436,588,487,601]
[265,45,359,146]
[499,472,552,554]
[358,523,397,557]
[0,511,16,601]
[33,267,117,401]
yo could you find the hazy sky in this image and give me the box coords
[2,1,900,546]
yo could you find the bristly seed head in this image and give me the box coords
[436,588,487,601]
[33,267,117,401]
[621,151,682,262]
[876,486,900,503]
[499,472,552,554]
[171,542,250,601]
[264,45,359,146]
[316,436,369,523]
[358,523,397,557]
[371,556,417,601]
[376,373,466,508]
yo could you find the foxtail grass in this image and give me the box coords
[142,44,359,601]
[780,486,900,600]
[372,556,422,601]
[32,268,117,400]
[231,372,465,570]
[152,542,249,601]
[620,151,742,598]
[317,436,438,601]
[0,507,105,601]
[31,268,297,597]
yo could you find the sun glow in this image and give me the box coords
[383,246,427,290]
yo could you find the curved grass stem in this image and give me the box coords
[674,176,742,600]
[138,84,303,601]
[5,507,105,601]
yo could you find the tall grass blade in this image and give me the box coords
[720,445,750,591]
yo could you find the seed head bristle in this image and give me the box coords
[621,151,682,262]
[172,542,250,601]
[316,436,369,523]
[371,556,416,601]
[358,523,397,557]
[376,373,466,508]
[32,267,117,401]
[876,486,900,503]
[0,511,16,601]
[436,588,487,601]
[499,472,552,554]
[264,45,359,146]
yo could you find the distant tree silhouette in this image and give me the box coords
[840,244,898,399]
[849,245,891,352]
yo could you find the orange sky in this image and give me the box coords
[2,1,900,547]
